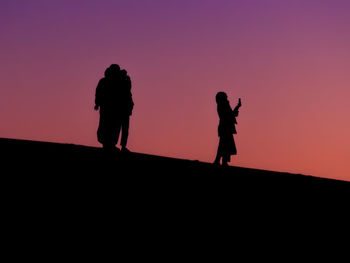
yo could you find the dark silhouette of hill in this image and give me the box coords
[2,137,348,189]
[2,137,348,256]
[1,137,346,184]
[2,137,347,202]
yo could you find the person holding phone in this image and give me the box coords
[214,92,242,166]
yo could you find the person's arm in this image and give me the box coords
[233,98,241,117]
[126,76,133,115]
[128,91,134,116]
[126,76,132,91]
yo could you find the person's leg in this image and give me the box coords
[121,116,130,151]
[222,134,235,166]
[98,110,106,146]
[214,137,223,164]
[214,146,222,165]
[214,154,221,164]
[220,135,231,166]
[102,122,114,151]
[222,155,229,166]
[111,118,121,151]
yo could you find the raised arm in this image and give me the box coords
[233,98,241,117]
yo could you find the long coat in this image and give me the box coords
[95,76,133,145]
[217,101,240,156]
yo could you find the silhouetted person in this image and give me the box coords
[95,64,120,151]
[214,92,242,166]
[94,64,134,152]
[118,69,134,152]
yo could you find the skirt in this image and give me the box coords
[217,133,237,159]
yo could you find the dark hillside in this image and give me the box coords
[1,137,346,186]
[1,138,348,255]
[2,137,347,206]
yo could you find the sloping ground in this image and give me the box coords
[1,137,348,255]
[2,137,348,203]
[1,137,346,184]
[2,137,348,185]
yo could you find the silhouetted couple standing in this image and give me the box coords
[214,92,242,166]
[95,64,134,152]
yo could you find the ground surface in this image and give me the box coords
[2,137,348,256]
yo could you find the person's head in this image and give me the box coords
[104,64,120,80]
[216,92,228,104]
[104,67,112,78]
[109,64,120,72]
[120,69,127,77]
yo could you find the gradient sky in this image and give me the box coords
[1,0,349,181]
